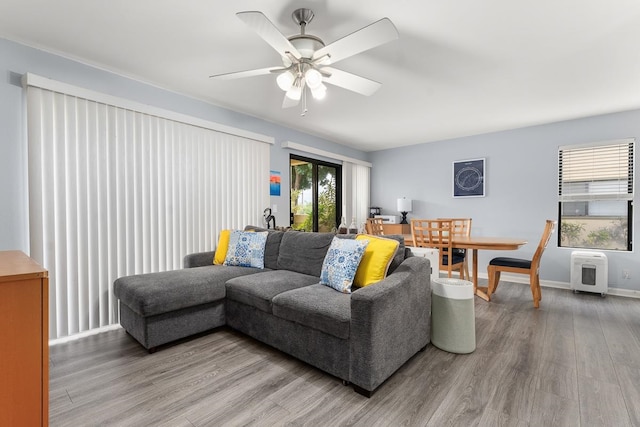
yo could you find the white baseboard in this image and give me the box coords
[475,272,640,299]
[49,324,122,346]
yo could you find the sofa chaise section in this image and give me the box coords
[113,265,262,351]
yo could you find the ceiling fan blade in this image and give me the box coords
[209,66,285,80]
[312,18,398,64]
[322,67,382,96]
[237,11,301,60]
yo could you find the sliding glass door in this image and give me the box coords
[290,155,341,232]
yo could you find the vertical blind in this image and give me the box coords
[26,80,270,340]
[348,162,371,230]
[558,139,634,201]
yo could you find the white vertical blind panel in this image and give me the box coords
[353,164,371,229]
[345,162,370,231]
[342,162,354,222]
[27,86,270,340]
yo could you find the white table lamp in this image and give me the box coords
[397,197,413,224]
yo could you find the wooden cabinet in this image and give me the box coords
[381,223,411,235]
[0,251,48,426]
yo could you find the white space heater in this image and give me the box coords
[570,251,608,296]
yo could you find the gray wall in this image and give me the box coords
[0,38,368,251]
[370,110,640,291]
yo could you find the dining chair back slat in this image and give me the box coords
[438,218,472,278]
[365,218,385,235]
[411,219,465,279]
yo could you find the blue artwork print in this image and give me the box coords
[270,170,281,196]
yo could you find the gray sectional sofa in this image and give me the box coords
[113,227,431,396]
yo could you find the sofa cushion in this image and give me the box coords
[225,270,320,314]
[224,230,268,268]
[113,265,261,317]
[353,234,399,288]
[244,226,284,270]
[277,231,336,277]
[320,237,368,294]
[272,284,351,340]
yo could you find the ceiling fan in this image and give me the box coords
[210,9,399,115]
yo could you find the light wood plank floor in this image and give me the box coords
[50,281,640,426]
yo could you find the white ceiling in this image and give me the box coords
[2,0,640,152]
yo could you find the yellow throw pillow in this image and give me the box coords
[353,234,400,287]
[213,230,231,265]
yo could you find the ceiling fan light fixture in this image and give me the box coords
[310,83,327,100]
[304,68,323,89]
[276,70,295,91]
[211,9,400,113]
[286,83,302,101]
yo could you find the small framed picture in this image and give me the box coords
[453,158,485,197]
[270,170,281,196]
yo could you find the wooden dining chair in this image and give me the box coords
[365,218,385,235]
[487,219,557,308]
[411,219,465,279]
[438,218,472,279]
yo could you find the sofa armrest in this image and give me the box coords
[349,256,431,393]
[183,251,215,268]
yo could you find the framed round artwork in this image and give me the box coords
[453,158,485,197]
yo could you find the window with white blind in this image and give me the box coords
[558,139,634,251]
[25,74,271,340]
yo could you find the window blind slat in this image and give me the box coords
[559,139,634,201]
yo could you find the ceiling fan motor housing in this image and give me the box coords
[288,35,324,60]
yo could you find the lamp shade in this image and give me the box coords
[285,84,302,101]
[304,68,323,89]
[397,198,412,212]
[276,71,295,91]
[310,83,327,100]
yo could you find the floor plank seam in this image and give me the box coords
[65,389,73,404]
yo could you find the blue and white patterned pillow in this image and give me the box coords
[224,230,268,269]
[320,237,369,293]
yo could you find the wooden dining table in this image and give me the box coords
[403,234,528,301]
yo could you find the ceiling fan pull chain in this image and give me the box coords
[301,87,308,116]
